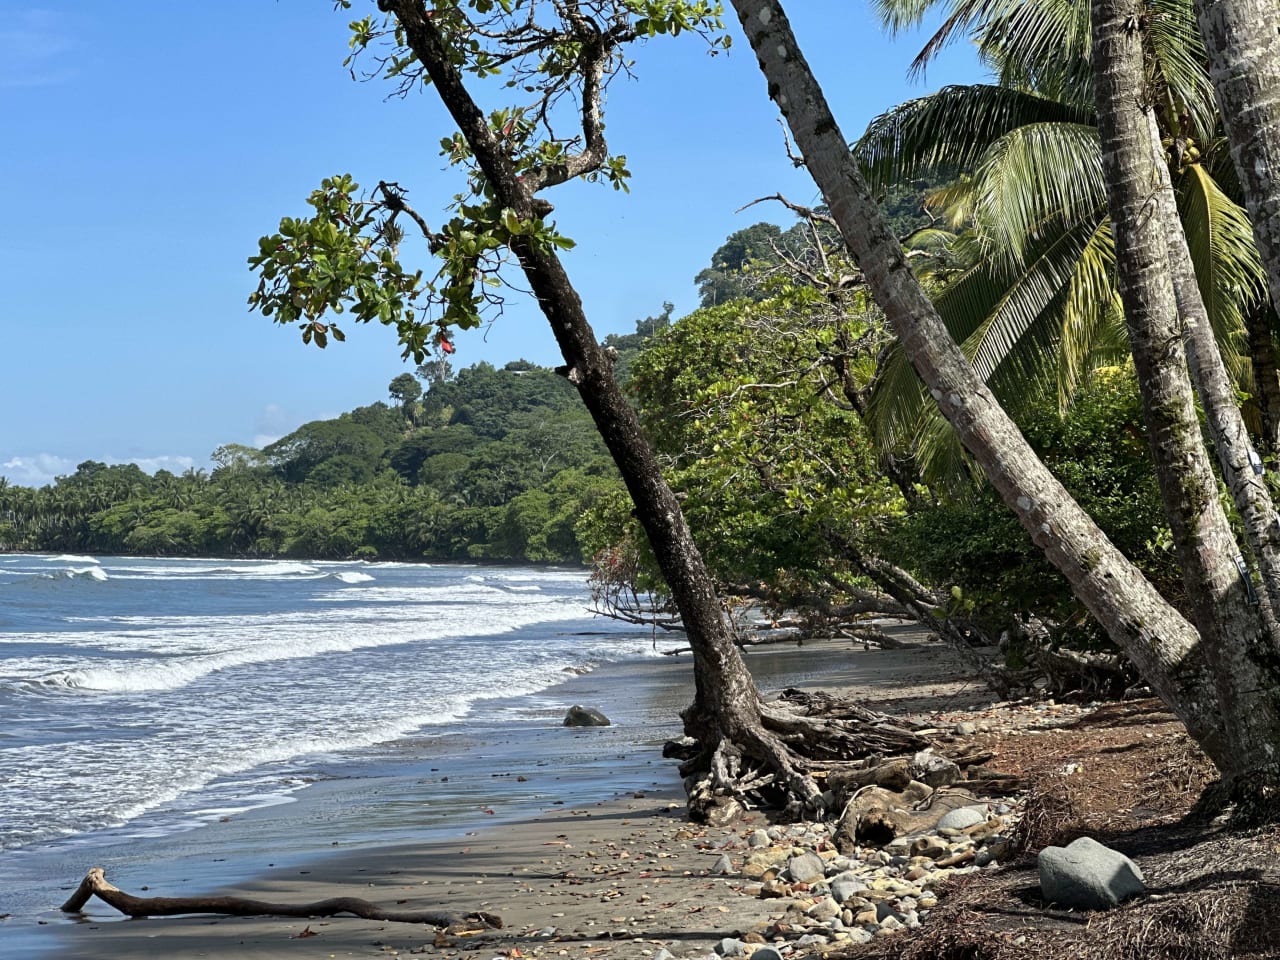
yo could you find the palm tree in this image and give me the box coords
[859,0,1270,483]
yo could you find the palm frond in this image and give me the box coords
[1146,0,1220,140]
[925,177,977,227]
[1177,162,1267,379]
[970,122,1106,263]
[856,85,1094,189]
[869,0,946,33]
[1056,218,1123,408]
[975,0,1093,105]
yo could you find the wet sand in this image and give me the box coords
[15,632,983,959]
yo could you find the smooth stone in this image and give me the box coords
[1039,836,1146,909]
[750,949,784,960]
[712,853,734,875]
[954,721,977,735]
[787,852,827,884]
[748,829,771,848]
[714,938,750,957]
[654,950,676,960]
[806,897,840,922]
[936,806,988,831]
[830,872,869,903]
[563,704,611,726]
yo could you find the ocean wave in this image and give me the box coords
[48,566,109,582]
[138,561,321,578]
[331,571,374,584]
[18,596,593,694]
[49,554,99,564]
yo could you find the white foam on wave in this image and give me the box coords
[48,566,108,582]
[49,555,99,564]
[332,571,374,584]
[20,593,591,694]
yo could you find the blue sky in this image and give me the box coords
[1,1,982,488]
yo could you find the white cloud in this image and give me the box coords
[1,454,75,488]
[127,455,197,476]
[0,11,78,89]
[1,454,199,489]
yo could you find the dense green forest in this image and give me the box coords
[0,358,622,564]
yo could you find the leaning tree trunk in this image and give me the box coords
[1193,0,1280,316]
[1142,107,1280,643]
[382,0,933,819]
[727,0,1231,768]
[1092,0,1280,777]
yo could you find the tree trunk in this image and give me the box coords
[1141,107,1280,641]
[727,0,1230,767]
[1092,0,1280,775]
[384,0,914,819]
[1193,0,1280,316]
[1246,300,1280,457]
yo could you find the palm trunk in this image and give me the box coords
[1141,109,1280,642]
[1246,301,1280,457]
[1193,0,1280,316]
[727,0,1230,767]
[1093,0,1280,775]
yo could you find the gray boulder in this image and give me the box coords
[563,704,611,727]
[714,938,750,957]
[1039,836,1145,909]
[750,949,784,960]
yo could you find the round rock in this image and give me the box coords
[787,851,827,883]
[936,805,988,831]
[563,705,611,726]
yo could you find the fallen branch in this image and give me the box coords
[61,867,502,930]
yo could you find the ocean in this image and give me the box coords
[0,553,691,941]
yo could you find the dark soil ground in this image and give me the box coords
[833,698,1280,960]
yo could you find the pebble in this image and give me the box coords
[717,780,1024,956]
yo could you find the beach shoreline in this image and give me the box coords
[16,632,984,959]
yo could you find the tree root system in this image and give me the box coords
[676,689,935,823]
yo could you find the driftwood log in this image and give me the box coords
[61,867,502,930]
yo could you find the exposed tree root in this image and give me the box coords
[61,867,502,930]
[1189,763,1280,827]
[678,690,933,823]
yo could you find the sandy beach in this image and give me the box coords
[18,633,982,959]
